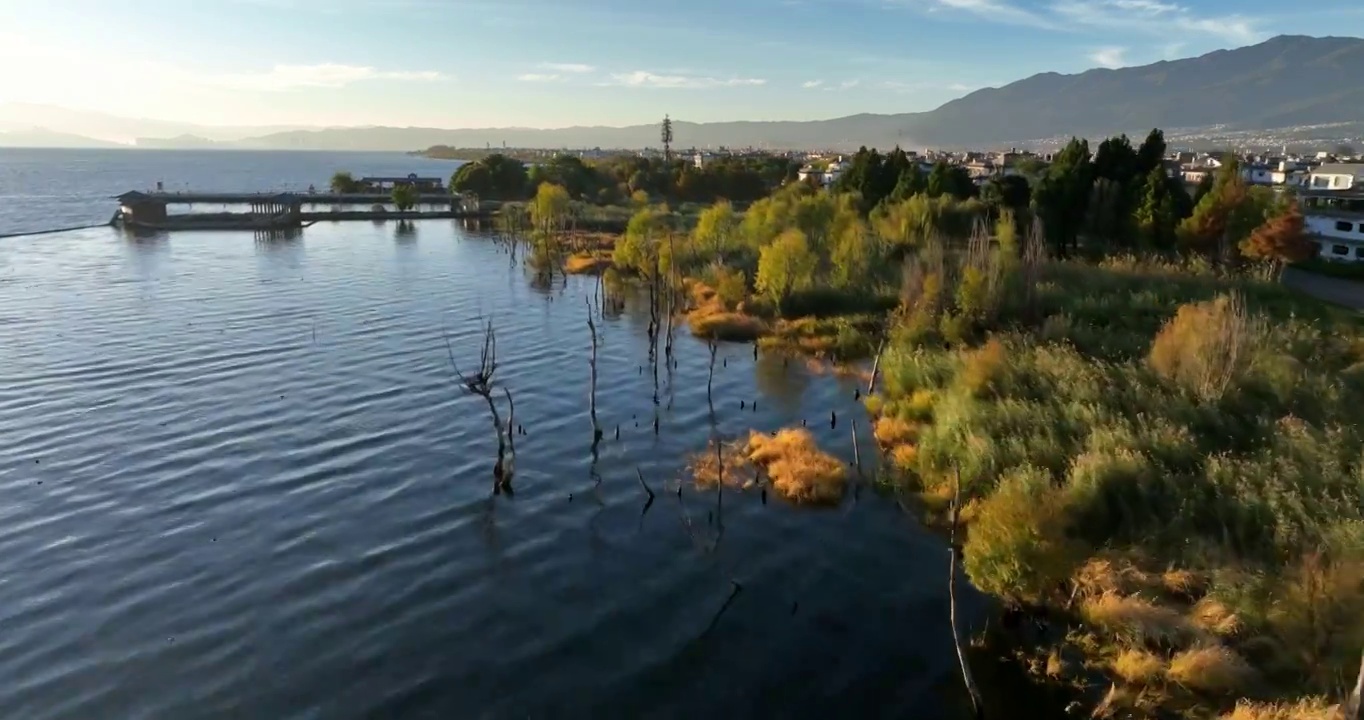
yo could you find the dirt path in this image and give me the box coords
[1282,267,1364,311]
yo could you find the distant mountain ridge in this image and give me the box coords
[4,35,1363,151]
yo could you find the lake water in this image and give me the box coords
[0,150,975,718]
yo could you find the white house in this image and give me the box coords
[1305,163,1364,191]
[797,157,847,188]
[1300,164,1364,262]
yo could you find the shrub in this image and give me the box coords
[1149,293,1264,401]
[962,465,1082,603]
[712,266,748,310]
[958,338,1007,398]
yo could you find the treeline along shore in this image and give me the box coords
[454,126,1364,719]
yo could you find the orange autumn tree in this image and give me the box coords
[1239,200,1317,271]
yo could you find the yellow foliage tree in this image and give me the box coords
[756,228,817,312]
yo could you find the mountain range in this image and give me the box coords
[3,35,1363,152]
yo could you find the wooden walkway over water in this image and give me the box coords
[112,189,493,232]
[125,191,470,206]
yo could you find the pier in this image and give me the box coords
[113,190,492,232]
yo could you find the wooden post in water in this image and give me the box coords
[707,341,718,409]
[851,418,861,474]
[586,297,601,442]
[868,336,886,396]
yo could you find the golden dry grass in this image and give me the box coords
[688,310,768,342]
[1080,593,1195,647]
[686,280,768,342]
[745,429,847,505]
[873,416,919,447]
[689,429,847,505]
[688,438,755,490]
[1045,649,1067,679]
[1111,649,1165,685]
[1161,568,1208,599]
[1189,597,1243,638]
[889,444,918,469]
[688,279,719,306]
[1220,698,1341,720]
[1167,645,1256,694]
[1073,557,1160,599]
[1091,684,1137,719]
[563,252,613,274]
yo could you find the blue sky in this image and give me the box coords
[1,0,1361,129]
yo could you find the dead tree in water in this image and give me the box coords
[949,469,985,719]
[446,320,512,494]
[867,336,887,395]
[503,386,517,466]
[586,297,602,442]
[707,340,718,409]
[1341,652,1363,720]
[664,232,677,361]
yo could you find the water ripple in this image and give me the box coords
[0,220,978,719]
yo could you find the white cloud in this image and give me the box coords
[1089,46,1129,68]
[518,73,561,82]
[1049,0,1265,44]
[1102,0,1178,14]
[540,62,595,74]
[892,0,1266,44]
[925,0,1061,30]
[839,79,861,89]
[802,79,825,88]
[947,82,977,92]
[607,71,766,89]
[207,64,447,91]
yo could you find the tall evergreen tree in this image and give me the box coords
[660,115,674,162]
[1032,137,1093,256]
[1092,134,1139,185]
[1135,128,1167,177]
[1134,165,1177,250]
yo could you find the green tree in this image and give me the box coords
[1083,177,1128,251]
[693,201,739,257]
[1135,128,1167,177]
[530,182,572,235]
[614,205,671,277]
[450,154,529,200]
[890,163,926,202]
[927,160,975,200]
[661,115,674,162]
[872,193,941,251]
[757,228,817,312]
[980,175,1030,212]
[330,171,360,194]
[1177,158,1266,257]
[1191,173,1215,206]
[1032,137,1093,256]
[1092,134,1139,185]
[391,183,419,212]
[830,214,877,290]
[1134,166,1178,250]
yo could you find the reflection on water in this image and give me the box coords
[0,221,978,719]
